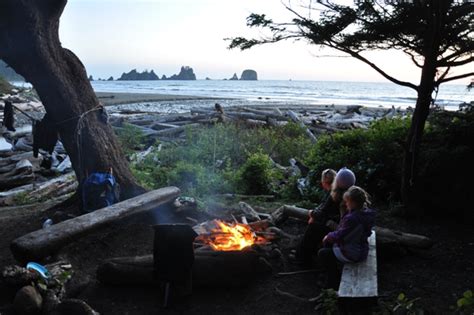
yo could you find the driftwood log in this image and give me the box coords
[270,205,311,225]
[287,110,317,143]
[97,250,271,288]
[270,205,433,250]
[10,187,181,263]
[0,159,35,190]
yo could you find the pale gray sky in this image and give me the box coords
[59,0,472,82]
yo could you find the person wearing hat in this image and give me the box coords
[293,167,356,268]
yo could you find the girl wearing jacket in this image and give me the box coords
[318,186,375,289]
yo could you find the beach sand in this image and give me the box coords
[96,91,218,106]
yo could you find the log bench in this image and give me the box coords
[10,186,181,263]
[338,231,378,298]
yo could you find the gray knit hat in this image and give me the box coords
[335,167,356,189]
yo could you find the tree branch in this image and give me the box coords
[437,72,474,85]
[438,56,474,67]
[438,49,473,64]
[333,45,418,91]
[436,66,451,86]
[404,49,423,68]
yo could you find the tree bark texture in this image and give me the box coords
[0,0,144,200]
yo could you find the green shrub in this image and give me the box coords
[416,111,474,216]
[128,123,311,198]
[117,123,145,154]
[238,152,275,195]
[453,290,474,314]
[305,118,410,200]
[378,293,424,315]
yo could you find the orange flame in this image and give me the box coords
[198,220,261,251]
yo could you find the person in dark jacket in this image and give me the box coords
[295,168,356,267]
[318,186,375,289]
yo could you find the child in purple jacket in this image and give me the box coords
[318,186,375,290]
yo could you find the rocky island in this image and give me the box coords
[240,69,258,80]
[117,69,159,81]
[226,69,258,81]
[162,66,196,80]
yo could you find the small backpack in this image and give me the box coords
[82,172,120,213]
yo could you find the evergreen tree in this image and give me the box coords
[229,0,473,203]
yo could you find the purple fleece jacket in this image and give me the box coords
[324,208,375,262]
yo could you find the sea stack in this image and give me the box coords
[118,69,159,80]
[240,69,258,81]
[163,66,196,80]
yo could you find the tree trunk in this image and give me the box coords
[0,0,144,200]
[401,80,434,204]
[401,1,446,205]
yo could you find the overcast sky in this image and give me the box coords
[59,0,472,82]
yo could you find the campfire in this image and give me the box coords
[194,220,268,251]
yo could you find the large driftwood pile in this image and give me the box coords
[108,104,407,143]
[0,91,75,206]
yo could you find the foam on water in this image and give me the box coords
[92,80,471,110]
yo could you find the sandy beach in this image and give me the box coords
[95,91,219,106]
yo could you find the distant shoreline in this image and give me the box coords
[95,92,222,106]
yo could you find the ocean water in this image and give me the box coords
[91,80,471,110]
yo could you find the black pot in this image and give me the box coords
[153,224,197,284]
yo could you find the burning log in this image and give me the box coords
[10,187,181,263]
[97,250,271,288]
[193,220,268,251]
[248,219,271,231]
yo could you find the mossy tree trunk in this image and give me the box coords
[0,0,145,200]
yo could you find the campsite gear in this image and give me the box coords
[33,114,58,158]
[153,224,198,307]
[3,101,15,131]
[335,167,356,189]
[82,172,120,213]
[26,262,50,280]
[42,219,53,229]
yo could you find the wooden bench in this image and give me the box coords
[338,231,378,298]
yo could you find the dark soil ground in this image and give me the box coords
[0,199,473,314]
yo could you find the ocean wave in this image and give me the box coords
[92,80,469,109]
